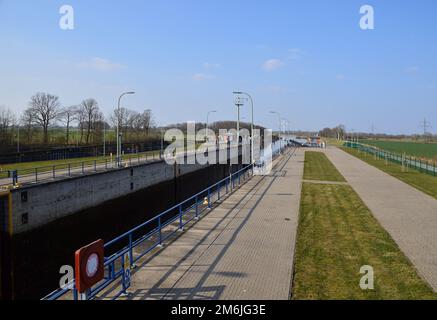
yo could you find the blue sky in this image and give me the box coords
[1,0,436,134]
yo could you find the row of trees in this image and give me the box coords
[319,125,346,140]
[318,125,437,141]
[0,92,155,147]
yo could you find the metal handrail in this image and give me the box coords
[41,141,289,300]
[42,163,254,300]
[1,145,242,187]
[1,151,163,187]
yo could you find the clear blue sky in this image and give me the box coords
[1,0,436,134]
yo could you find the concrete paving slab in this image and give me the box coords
[103,148,304,300]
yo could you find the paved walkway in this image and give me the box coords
[102,148,305,300]
[325,147,437,292]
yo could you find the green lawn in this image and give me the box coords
[341,147,437,200]
[303,151,346,182]
[292,182,436,300]
[361,139,437,160]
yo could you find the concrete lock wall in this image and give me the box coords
[9,146,241,234]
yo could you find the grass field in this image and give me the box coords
[303,151,346,182]
[341,147,437,200]
[0,150,162,179]
[361,139,437,160]
[293,182,436,300]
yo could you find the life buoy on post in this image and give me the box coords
[75,239,105,294]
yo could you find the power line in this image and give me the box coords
[419,118,432,136]
[370,123,376,136]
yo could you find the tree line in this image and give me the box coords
[318,125,436,141]
[0,92,155,147]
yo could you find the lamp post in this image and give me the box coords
[103,123,106,157]
[281,118,288,135]
[117,91,135,167]
[233,96,243,144]
[16,124,20,153]
[270,111,282,154]
[206,110,217,141]
[233,91,254,164]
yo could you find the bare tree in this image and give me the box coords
[58,106,77,145]
[110,107,155,141]
[20,108,35,144]
[0,106,15,145]
[27,92,61,144]
[75,106,86,144]
[111,107,135,139]
[140,109,154,135]
[80,98,100,144]
[92,110,105,143]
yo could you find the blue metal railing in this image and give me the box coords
[42,163,254,300]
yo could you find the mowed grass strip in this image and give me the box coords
[303,151,346,182]
[292,183,436,300]
[341,147,437,200]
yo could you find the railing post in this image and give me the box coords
[108,263,114,281]
[179,205,184,229]
[207,189,211,209]
[195,196,199,219]
[128,233,134,267]
[68,163,71,176]
[111,261,116,278]
[121,254,127,295]
[12,170,18,186]
[158,217,162,245]
[217,182,221,200]
[35,168,38,182]
[53,166,56,179]
[94,160,97,172]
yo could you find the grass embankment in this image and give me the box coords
[303,151,346,182]
[325,138,344,147]
[341,147,437,200]
[293,151,436,300]
[360,139,437,160]
[0,150,162,179]
[293,183,436,300]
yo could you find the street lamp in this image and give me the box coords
[233,91,254,164]
[117,91,135,166]
[103,121,106,157]
[270,111,282,154]
[281,118,288,135]
[206,110,217,141]
[16,124,20,153]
